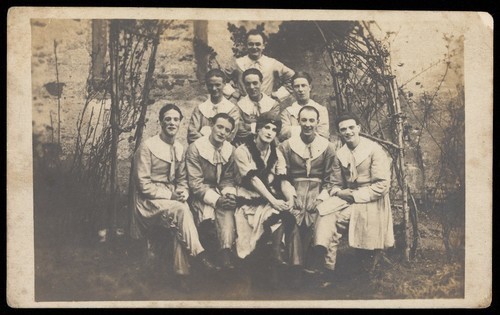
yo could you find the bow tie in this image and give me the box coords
[213,147,225,184]
[305,144,313,177]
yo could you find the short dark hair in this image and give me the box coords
[246,29,267,44]
[159,103,183,121]
[205,68,227,83]
[298,105,320,120]
[242,68,263,82]
[211,112,236,131]
[335,112,361,130]
[292,71,312,85]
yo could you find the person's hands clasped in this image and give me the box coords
[170,190,181,201]
[216,193,237,211]
[176,189,189,203]
[293,195,304,211]
[271,199,292,212]
[335,189,355,203]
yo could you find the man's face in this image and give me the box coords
[338,119,361,147]
[243,74,262,100]
[247,34,265,60]
[160,109,181,137]
[210,117,233,145]
[292,78,311,103]
[298,109,319,137]
[257,123,278,144]
[206,75,225,100]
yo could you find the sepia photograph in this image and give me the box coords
[7,7,492,308]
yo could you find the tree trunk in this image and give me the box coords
[92,20,108,90]
[193,20,209,82]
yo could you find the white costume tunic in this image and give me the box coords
[315,137,395,270]
[278,134,336,227]
[130,135,204,275]
[185,136,237,249]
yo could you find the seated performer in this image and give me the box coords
[279,71,330,142]
[278,105,336,270]
[130,103,217,291]
[186,113,238,270]
[187,69,240,144]
[310,112,395,284]
[233,68,281,146]
[232,112,301,267]
[224,29,295,102]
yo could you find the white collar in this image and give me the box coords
[286,99,321,118]
[288,134,329,160]
[198,98,235,119]
[193,136,234,166]
[236,55,270,69]
[237,94,277,116]
[145,135,184,163]
[336,137,375,168]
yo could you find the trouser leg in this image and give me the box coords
[299,222,314,267]
[215,207,236,250]
[271,224,285,262]
[160,202,205,257]
[314,212,339,249]
[324,208,351,271]
[172,236,191,275]
[286,223,303,266]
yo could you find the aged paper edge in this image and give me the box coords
[6,7,493,308]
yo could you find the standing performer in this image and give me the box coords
[278,105,336,270]
[279,71,330,142]
[186,113,238,270]
[310,112,395,285]
[224,29,295,103]
[233,113,301,267]
[188,69,240,144]
[233,68,281,146]
[130,104,217,291]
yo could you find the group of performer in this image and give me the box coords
[130,29,395,291]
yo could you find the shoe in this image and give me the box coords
[220,248,235,270]
[272,248,288,266]
[304,246,326,274]
[197,251,219,271]
[319,270,336,289]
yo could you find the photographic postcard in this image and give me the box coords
[7,7,492,308]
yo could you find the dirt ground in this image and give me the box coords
[33,171,464,302]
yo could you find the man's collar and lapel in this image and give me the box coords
[198,98,235,119]
[336,136,374,168]
[193,136,233,166]
[145,134,184,163]
[237,94,277,116]
[288,133,329,160]
[285,99,321,118]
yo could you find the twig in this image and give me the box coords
[360,132,400,150]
